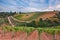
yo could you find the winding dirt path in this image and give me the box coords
[11,16,32,23]
[7,16,14,27]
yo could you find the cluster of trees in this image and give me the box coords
[26,18,58,27]
[26,18,53,27]
[0,12,17,18]
[26,21,36,27]
[56,12,60,19]
[38,18,52,27]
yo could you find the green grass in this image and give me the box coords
[0,18,9,25]
[27,12,47,21]
[2,26,60,34]
[13,14,23,20]
[13,12,47,21]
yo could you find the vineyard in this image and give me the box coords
[0,26,60,40]
[0,11,60,40]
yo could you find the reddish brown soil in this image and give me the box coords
[3,32,12,40]
[38,12,55,20]
[35,12,56,25]
[0,30,60,40]
[14,32,27,40]
[40,32,54,40]
[56,34,60,40]
[27,30,39,40]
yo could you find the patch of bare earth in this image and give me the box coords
[40,32,54,40]
[0,29,60,40]
[0,27,3,40]
[3,32,13,40]
[14,32,27,40]
[56,34,60,40]
[35,12,56,25]
[35,12,55,21]
[27,30,39,40]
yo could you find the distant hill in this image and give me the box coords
[13,11,57,21]
[0,11,60,27]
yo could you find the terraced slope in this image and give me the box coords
[12,12,56,26]
[35,12,56,23]
[13,12,47,21]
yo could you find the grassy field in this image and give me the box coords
[0,18,9,26]
[13,14,24,20]
[13,12,47,21]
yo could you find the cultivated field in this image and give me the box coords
[0,11,60,40]
[0,26,60,40]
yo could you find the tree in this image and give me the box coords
[38,18,44,27]
[56,12,60,19]
[31,20,36,27]
[38,18,52,27]
[26,20,36,27]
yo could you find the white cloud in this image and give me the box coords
[45,4,60,11]
[56,5,60,8]
[0,0,60,12]
[0,5,20,12]
[21,7,41,12]
[0,5,41,12]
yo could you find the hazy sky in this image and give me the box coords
[0,0,60,12]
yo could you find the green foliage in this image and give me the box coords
[25,27,35,35]
[56,12,60,19]
[0,12,16,18]
[1,25,60,35]
[13,14,23,20]
[13,26,60,34]
[14,27,35,35]
[38,18,52,27]
[2,26,14,32]
[13,12,47,21]
[26,20,36,27]
[36,28,43,35]
[28,12,47,21]
[43,29,55,34]
[55,30,60,34]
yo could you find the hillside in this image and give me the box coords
[0,11,60,27]
[13,12,47,21]
[12,11,57,26]
[13,11,56,21]
[0,11,60,40]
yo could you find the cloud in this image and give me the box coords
[45,4,60,11]
[56,5,60,8]
[20,7,41,12]
[0,5,20,12]
[0,5,41,12]
[0,0,60,12]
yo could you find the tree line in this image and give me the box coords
[26,12,60,27]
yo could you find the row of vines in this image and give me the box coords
[1,26,60,35]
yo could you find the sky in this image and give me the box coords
[0,0,60,12]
